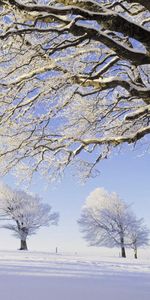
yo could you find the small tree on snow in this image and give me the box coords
[78,188,137,258]
[127,218,149,259]
[0,184,59,250]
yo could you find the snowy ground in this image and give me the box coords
[0,250,150,300]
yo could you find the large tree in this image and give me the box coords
[78,188,142,258]
[0,0,150,181]
[0,184,59,250]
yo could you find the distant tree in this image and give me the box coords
[78,188,137,258]
[0,184,59,250]
[127,218,149,259]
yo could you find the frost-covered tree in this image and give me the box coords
[127,218,149,259]
[0,1,149,181]
[78,188,138,258]
[0,184,59,250]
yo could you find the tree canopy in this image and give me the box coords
[0,0,150,180]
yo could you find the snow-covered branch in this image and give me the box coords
[0,0,149,181]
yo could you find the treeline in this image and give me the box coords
[0,184,149,258]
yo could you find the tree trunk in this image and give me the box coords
[121,246,126,258]
[120,236,126,258]
[19,239,28,250]
[134,248,137,259]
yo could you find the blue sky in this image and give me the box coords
[0,148,150,254]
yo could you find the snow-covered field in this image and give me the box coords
[0,250,150,300]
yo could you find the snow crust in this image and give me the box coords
[0,250,150,300]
